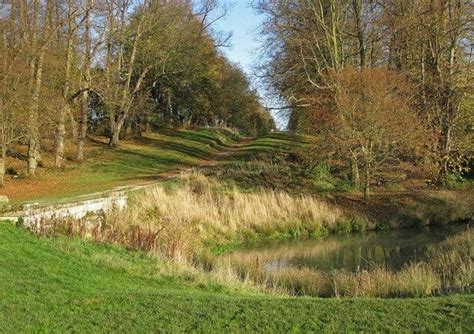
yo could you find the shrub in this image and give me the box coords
[375,221,390,231]
[351,216,368,233]
[445,173,470,190]
[334,217,352,234]
[16,216,25,227]
[397,212,425,229]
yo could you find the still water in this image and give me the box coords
[225,225,467,272]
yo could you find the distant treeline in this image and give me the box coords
[0,0,274,184]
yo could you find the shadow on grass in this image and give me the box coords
[135,136,216,161]
[88,149,195,177]
[158,128,233,148]
[261,132,310,144]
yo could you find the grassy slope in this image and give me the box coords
[1,222,473,332]
[1,129,234,205]
[229,132,309,160]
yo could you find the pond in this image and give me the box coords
[223,225,468,273]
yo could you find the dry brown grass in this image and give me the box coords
[112,172,342,261]
[215,256,442,298]
[429,227,473,291]
[32,172,342,263]
[330,263,440,297]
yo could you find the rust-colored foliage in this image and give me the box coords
[330,68,431,199]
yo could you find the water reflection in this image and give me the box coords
[225,225,467,273]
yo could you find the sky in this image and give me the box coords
[213,1,263,84]
[212,2,288,129]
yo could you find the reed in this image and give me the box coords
[428,227,473,291]
[212,230,472,298]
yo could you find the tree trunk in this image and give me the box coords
[69,109,78,140]
[28,51,45,176]
[109,126,121,147]
[352,0,365,69]
[54,107,67,167]
[350,156,360,189]
[0,157,4,187]
[76,0,92,161]
[27,0,42,176]
[123,117,133,139]
[76,93,88,161]
[164,87,173,125]
[364,162,370,201]
[108,14,145,147]
[437,121,452,186]
[134,117,143,137]
[0,126,5,187]
[55,0,75,168]
[145,114,152,133]
[109,114,126,147]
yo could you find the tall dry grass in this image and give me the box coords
[330,263,440,297]
[33,172,342,263]
[429,227,473,291]
[215,255,442,298]
[123,172,341,260]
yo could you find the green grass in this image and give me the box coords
[1,221,473,332]
[229,132,309,161]
[3,128,237,205]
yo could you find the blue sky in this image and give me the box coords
[213,2,287,128]
[213,1,263,82]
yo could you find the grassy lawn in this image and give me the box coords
[1,221,472,332]
[1,129,236,205]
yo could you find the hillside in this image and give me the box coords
[1,1,472,331]
[2,128,472,227]
[1,129,239,205]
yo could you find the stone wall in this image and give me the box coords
[1,192,128,227]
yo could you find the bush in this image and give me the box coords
[16,217,25,227]
[445,173,470,190]
[397,212,425,229]
[334,218,352,234]
[375,221,390,231]
[351,216,368,233]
